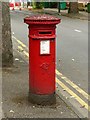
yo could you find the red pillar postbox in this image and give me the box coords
[24,15,61,105]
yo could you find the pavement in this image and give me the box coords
[2,44,79,119]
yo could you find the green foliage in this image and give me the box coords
[33,2,43,9]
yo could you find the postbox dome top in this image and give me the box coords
[24,14,61,25]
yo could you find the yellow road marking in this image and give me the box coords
[18,46,29,57]
[13,36,27,49]
[23,51,29,57]
[15,36,89,110]
[56,69,90,100]
[56,78,90,111]
[18,46,24,51]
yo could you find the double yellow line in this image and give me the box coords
[56,69,89,100]
[12,35,90,111]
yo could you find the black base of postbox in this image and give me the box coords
[28,91,56,105]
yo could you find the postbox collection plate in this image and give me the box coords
[40,40,50,55]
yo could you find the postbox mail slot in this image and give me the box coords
[39,31,52,35]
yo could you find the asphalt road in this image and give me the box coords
[56,16,88,92]
[10,10,88,93]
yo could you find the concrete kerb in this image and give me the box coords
[56,90,85,118]
[60,12,89,20]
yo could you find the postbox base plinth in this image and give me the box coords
[28,92,56,105]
